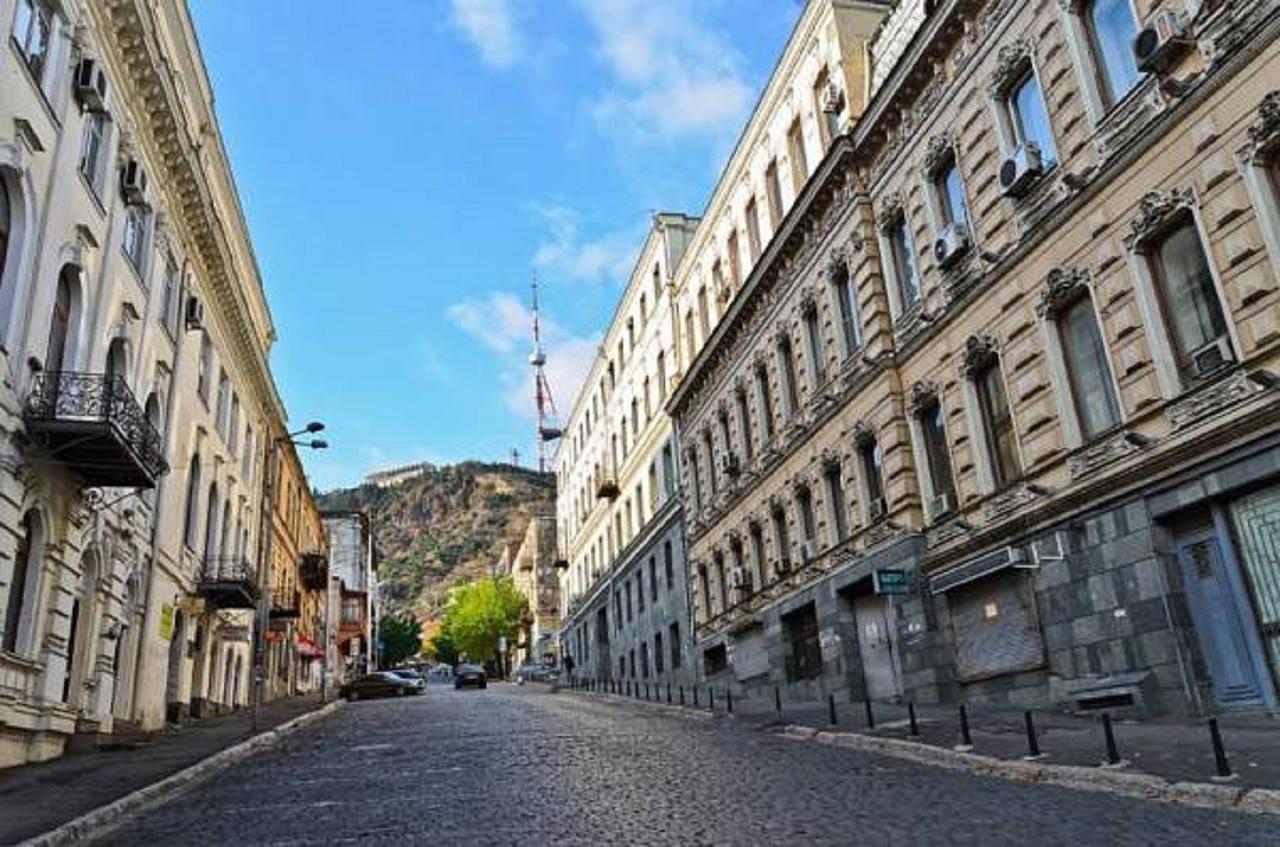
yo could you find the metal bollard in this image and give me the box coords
[828,694,837,726]
[864,697,875,730]
[645,682,650,700]
[679,685,685,706]
[775,686,782,714]
[1208,718,1235,781]
[1024,711,1042,759]
[908,701,919,736]
[694,686,699,707]
[667,683,672,704]
[957,704,973,750]
[1102,713,1122,766]
[727,689,734,714]
[709,688,715,711]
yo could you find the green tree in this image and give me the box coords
[379,616,422,667]
[426,627,459,666]
[440,577,528,666]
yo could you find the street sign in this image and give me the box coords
[873,568,909,596]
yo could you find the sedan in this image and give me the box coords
[340,671,425,701]
[388,669,427,692]
[454,663,488,690]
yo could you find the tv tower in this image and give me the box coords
[529,273,562,473]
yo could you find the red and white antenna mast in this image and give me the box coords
[530,273,562,473]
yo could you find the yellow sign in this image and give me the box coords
[158,604,175,640]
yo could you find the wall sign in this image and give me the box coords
[873,568,909,596]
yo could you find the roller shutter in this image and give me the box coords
[948,570,1044,681]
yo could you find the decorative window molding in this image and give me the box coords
[1035,267,1091,319]
[850,419,876,448]
[1124,188,1199,251]
[987,37,1036,99]
[909,379,940,414]
[922,132,956,177]
[958,334,1000,378]
[1238,91,1280,276]
[876,193,905,232]
[1243,90,1280,162]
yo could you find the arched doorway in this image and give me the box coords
[165,609,186,723]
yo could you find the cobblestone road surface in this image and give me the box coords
[98,685,1278,845]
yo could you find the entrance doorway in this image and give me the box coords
[852,591,902,700]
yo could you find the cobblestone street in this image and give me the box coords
[96,685,1277,845]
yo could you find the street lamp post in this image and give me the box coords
[252,421,327,732]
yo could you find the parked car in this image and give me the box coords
[388,668,427,692]
[454,663,488,689]
[340,671,425,701]
[514,663,559,683]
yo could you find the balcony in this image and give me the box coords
[196,557,259,610]
[24,371,167,488]
[595,478,620,500]
[299,552,327,591]
[270,587,300,619]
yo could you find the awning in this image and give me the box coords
[930,545,1033,594]
[297,638,324,659]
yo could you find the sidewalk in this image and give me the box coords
[566,681,1280,790]
[0,694,325,845]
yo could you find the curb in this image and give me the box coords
[779,724,1279,817]
[19,701,343,847]
[563,689,715,721]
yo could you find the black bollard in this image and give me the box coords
[667,683,672,704]
[1209,718,1233,780]
[775,686,782,714]
[1102,713,1122,766]
[645,682,650,700]
[1024,711,1041,759]
[864,697,875,730]
[958,704,973,749]
[679,685,685,706]
[709,688,715,711]
[727,689,734,714]
[828,694,837,726]
[693,686,699,707]
[908,701,919,736]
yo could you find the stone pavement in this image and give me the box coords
[0,693,324,845]
[96,683,1277,845]
[570,680,1280,789]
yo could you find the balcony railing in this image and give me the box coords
[270,587,300,619]
[24,371,167,487]
[197,557,259,610]
[299,552,327,591]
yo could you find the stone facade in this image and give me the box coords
[669,0,1280,717]
[509,514,561,666]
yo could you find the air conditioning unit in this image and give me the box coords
[1133,8,1192,75]
[184,295,205,331]
[868,497,888,522]
[999,142,1043,199]
[730,567,748,589]
[1190,336,1234,379]
[121,158,147,205]
[719,453,741,477]
[797,541,817,564]
[74,58,108,111]
[928,493,953,518]
[933,222,970,269]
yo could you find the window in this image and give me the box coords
[649,557,658,602]
[122,205,146,272]
[777,336,800,418]
[161,259,180,337]
[215,369,230,436]
[704,644,727,675]
[46,270,73,374]
[664,541,674,590]
[661,444,675,497]
[714,551,729,613]
[824,463,849,542]
[771,505,791,572]
[0,181,11,287]
[749,522,766,585]
[814,67,837,148]
[858,437,886,519]
[717,411,732,467]
[614,590,623,630]
[765,160,783,228]
[934,156,968,227]
[796,486,816,545]
[2,512,40,654]
[754,364,775,443]
[975,359,1020,489]
[631,398,640,439]
[183,454,202,548]
[745,199,762,261]
[625,580,633,622]
[654,633,664,674]
[342,596,362,625]
[197,333,212,403]
[656,352,667,402]
[1085,0,1141,108]
[803,308,826,387]
[726,232,741,288]
[886,214,921,311]
[79,111,108,196]
[652,264,662,302]
[242,426,255,479]
[228,394,241,455]
[687,447,703,512]
[637,569,645,612]
[702,430,717,496]
[697,564,710,622]
[13,0,52,84]
[1149,215,1231,383]
[787,118,809,195]
[918,400,956,513]
[640,643,650,678]
[735,388,753,461]
[1007,70,1057,165]
[1058,297,1121,438]
[669,622,682,668]
[831,263,861,357]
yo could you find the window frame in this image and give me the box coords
[1044,289,1123,445]
[12,0,53,89]
[910,396,957,520]
[880,210,922,317]
[970,357,1022,492]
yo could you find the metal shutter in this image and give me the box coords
[949,570,1044,681]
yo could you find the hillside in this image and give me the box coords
[317,462,556,622]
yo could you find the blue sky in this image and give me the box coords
[189,0,802,491]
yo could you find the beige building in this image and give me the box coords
[508,515,560,667]
[671,0,1280,716]
[0,0,317,767]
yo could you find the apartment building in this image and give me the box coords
[556,214,699,686]
[0,0,322,767]
[508,514,560,667]
[671,0,1280,716]
[323,511,376,681]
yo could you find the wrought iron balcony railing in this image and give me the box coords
[299,552,328,591]
[24,371,167,487]
[197,557,259,610]
[271,587,301,619]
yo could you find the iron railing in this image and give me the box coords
[199,556,258,587]
[271,587,300,616]
[25,371,167,480]
[299,552,327,590]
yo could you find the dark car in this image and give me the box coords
[454,663,488,689]
[340,671,425,701]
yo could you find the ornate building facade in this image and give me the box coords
[508,514,560,667]
[0,0,322,767]
[670,0,1280,716]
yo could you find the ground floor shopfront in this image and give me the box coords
[698,437,1280,718]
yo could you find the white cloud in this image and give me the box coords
[575,0,753,142]
[446,292,537,354]
[449,0,524,69]
[530,203,641,285]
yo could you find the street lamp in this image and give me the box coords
[253,421,329,731]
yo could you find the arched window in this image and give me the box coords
[183,454,202,549]
[2,511,42,655]
[0,179,11,286]
[46,268,74,373]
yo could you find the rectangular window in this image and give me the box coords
[825,464,849,542]
[1149,215,1231,383]
[813,67,834,149]
[750,523,766,583]
[664,542,674,590]
[637,642,648,679]
[787,118,809,195]
[765,160,783,228]
[888,216,921,311]
[976,361,1020,489]
[711,261,727,305]
[934,158,968,227]
[859,439,886,518]
[637,569,645,612]
[735,389,753,461]
[197,334,212,403]
[755,365,775,442]
[122,205,147,271]
[654,633,664,674]
[161,259,180,337]
[777,336,799,417]
[1007,71,1057,165]
[726,232,741,288]
[661,444,675,498]
[697,287,710,338]
[615,591,623,629]
[656,352,667,401]
[919,402,956,512]
[649,558,658,602]
[670,623,682,669]
[745,199,762,262]
[13,0,52,83]
[79,112,107,196]
[771,506,791,571]
[796,487,816,545]
[703,431,717,496]
[1058,297,1121,438]
[1085,0,1141,109]
[803,309,826,387]
[832,265,860,356]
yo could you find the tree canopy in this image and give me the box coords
[379,615,422,667]
[438,576,528,663]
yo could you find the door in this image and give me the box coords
[853,592,902,700]
[1177,526,1267,707]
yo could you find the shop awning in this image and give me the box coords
[297,638,324,659]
